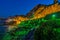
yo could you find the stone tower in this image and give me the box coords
[54,0,58,3]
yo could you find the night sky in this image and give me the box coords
[0,0,60,18]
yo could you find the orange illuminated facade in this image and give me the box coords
[5,0,60,30]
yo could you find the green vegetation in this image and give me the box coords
[44,11,60,20]
[3,17,44,40]
[3,11,60,40]
[34,20,60,40]
[34,11,60,40]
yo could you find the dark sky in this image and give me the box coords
[0,0,60,18]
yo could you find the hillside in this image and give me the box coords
[3,11,60,40]
[0,0,60,40]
